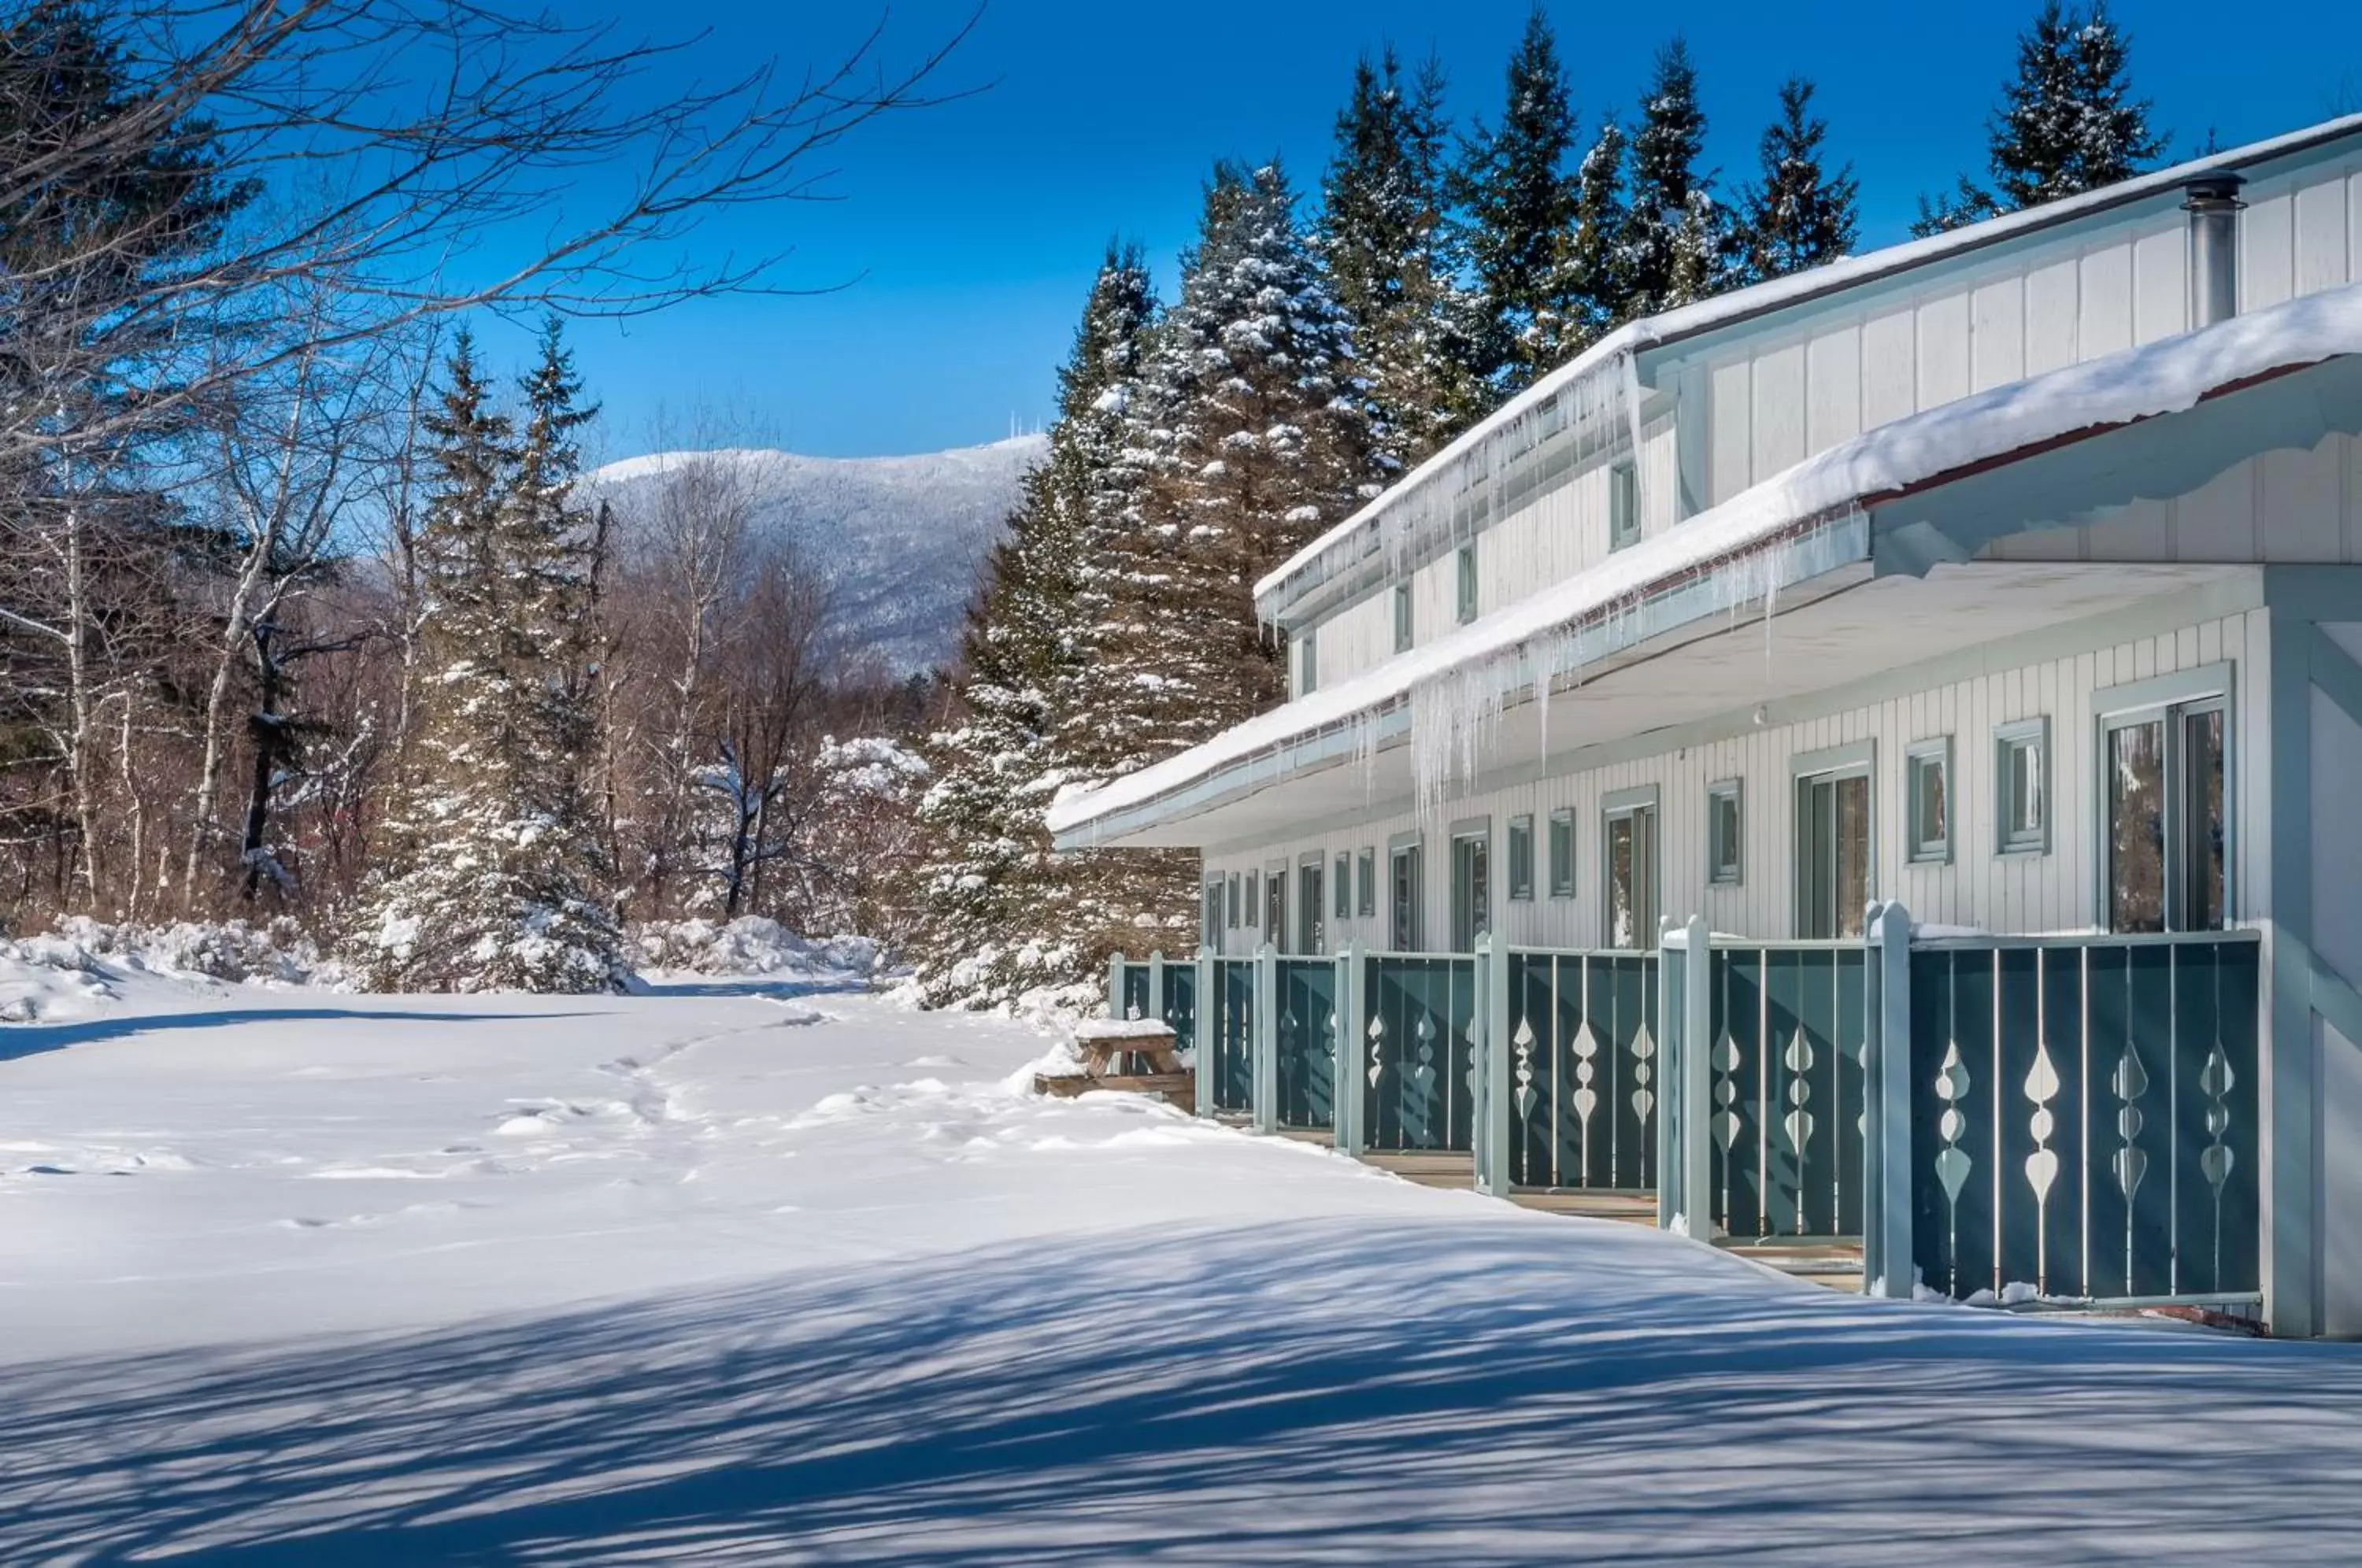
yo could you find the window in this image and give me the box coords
[1297,856,1326,954]
[1507,814,1535,900]
[1450,821,1490,951]
[1226,874,1241,930]
[1794,744,1873,940]
[1609,459,1640,550]
[1906,738,1952,864]
[1393,582,1413,653]
[1264,865,1287,945]
[1333,852,1351,920]
[1706,780,1742,886]
[1547,808,1576,898]
[1296,627,1317,697]
[1602,790,1659,949]
[1202,880,1222,947]
[1357,847,1377,917]
[1388,835,1423,949]
[1996,718,2049,856]
[2101,689,2228,933]
[1456,542,1478,624]
[1244,871,1261,929]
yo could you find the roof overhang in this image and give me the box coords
[1053,292,2362,853]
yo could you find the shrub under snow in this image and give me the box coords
[631,917,879,982]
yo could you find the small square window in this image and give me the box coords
[1356,848,1377,917]
[1707,780,1742,886]
[1333,852,1351,919]
[1996,718,2049,856]
[1456,542,1478,624]
[1547,809,1575,897]
[1507,814,1535,900]
[1609,460,1640,550]
[1907,739,1952,864]
[1296,626,1317,697]
[1393,582,1412,653]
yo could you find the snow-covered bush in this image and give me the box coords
[50,916,334,986]
[0,931,117,1023]
[632,916,879,982]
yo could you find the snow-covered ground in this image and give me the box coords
[5,971,2361,1562]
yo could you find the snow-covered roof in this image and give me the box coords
[1253,110,2362,617]
[1051,282,2362,842]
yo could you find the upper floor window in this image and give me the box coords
[1393,582,1413,653]
[1295,626,1317,697]
[1609,460,1640,551]
[1456,542,1478,624]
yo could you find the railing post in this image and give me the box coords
[1106,952,1125,1019]
[1194,945,1216,1120]
[1253,942,1279,1135]
[1333,941,1364,1153]
[1863,900,1916,1299]
[1657,915,1712,1235]
[1475,934,1514,1196]
[1146,949,1166,1021]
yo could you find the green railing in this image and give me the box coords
[1902,930,2260,1305]
[1273,958,1337,1131]
[1360,953,1478,1152]
[1503,949,1659,1190]
[1205,956,1255,1115]
[1702,941,1868,1241]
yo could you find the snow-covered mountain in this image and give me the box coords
[590,435,1046,675]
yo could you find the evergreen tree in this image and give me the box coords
[906,246,1157,1010]
[1913,1,2164,235]
[1318,47,1484,468]
[347,326,628,993]
[1450,7,1583,392]
[1622,38,1730,316]
[1737,78,1860,283]
[1549,116,1631,347]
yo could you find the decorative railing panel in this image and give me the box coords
[1705,943,1867,1241]
[1274,959,1338,1130]
[1504,950,1658,1189]
[1160,963,1198,1055]
[1118,962,1151,1023]
[1907,934,2260,1304]
[1206,957,1256,1115]
[1363,955,1477,1152]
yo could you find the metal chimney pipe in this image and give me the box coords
[2182,174,2246,331]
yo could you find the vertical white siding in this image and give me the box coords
[1206,608,2265,956]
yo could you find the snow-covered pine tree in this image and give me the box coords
[1547,116,1631,349]
[1912,1,2164,235]
[348,324,628,993]
[1622,37,1731,316]
[1736,78,1860,284]
[905,246,1157,1010]
[1449,7,1582,394]
[1317,46,1483,469]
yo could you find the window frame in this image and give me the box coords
[1608,457,1640,551]
[1994,717,2051,857]
[1295,625,1317,697]
[1705,778,1743,887]
[1202,878,1222,948]
[2092,664,2235,933]
[1356,847,1377,918]
[1791,741,1876,940]
[1244,870,1261,930]
[1547,808,1576,898]
[1600,785,1660,952]
[1506,813,1535,901]
[1455,542,1478,624]
[1386,830,1423,951]
[1226,873,1241,930]
[1333,851,1352,921]
[1905,737,1953,866]
[1392,582,1413,653]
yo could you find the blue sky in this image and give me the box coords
[489,0,2362,462]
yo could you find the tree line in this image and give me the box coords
[0,0,964,986]
[908,0,2167,1011]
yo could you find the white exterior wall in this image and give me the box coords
[1983,433,2362,564]
[1697,153,2362,512]
[1209,605,2266,956]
